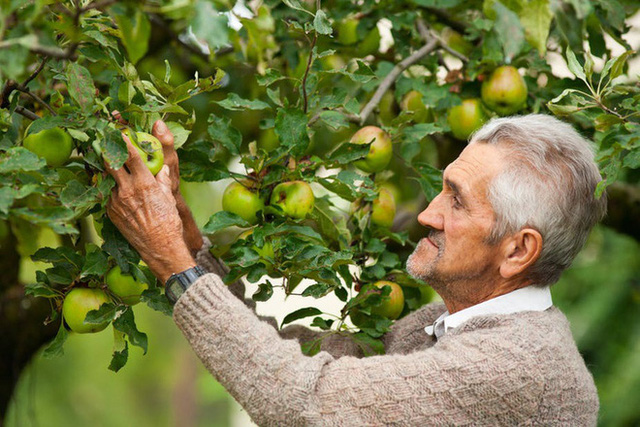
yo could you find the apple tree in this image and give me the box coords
[1,0,639,423]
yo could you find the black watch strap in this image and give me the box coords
[165,265,207,305]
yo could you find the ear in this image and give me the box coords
[499,228,543,279]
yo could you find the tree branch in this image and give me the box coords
[417,20,469,63]
[355,34,438,125]
[14,106,40,121]
[302,34,317,114]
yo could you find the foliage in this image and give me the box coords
[1,0,639,423]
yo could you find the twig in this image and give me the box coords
[15,106,40,121]
[356,38,438,125]
[302,34,317,114]
[417,20,469,63]
[16,85,57,116]
[79,0,117,13]
[23,57,49,87]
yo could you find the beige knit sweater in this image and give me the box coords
[172,243,599,426]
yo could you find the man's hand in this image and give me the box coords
[151,120,204,255]
[105,134,195,284]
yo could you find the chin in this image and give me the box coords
[407,241,437,281]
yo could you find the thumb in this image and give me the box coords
[155,165,173,198]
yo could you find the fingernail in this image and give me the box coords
[155,120,168,135]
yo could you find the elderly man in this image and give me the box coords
[106,114,605,425]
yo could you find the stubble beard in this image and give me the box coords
[407,230,446,286]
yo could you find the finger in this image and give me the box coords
[153,120,177,161]
[104,158,130,187]
[122,133,153,179]
[155,165,174,199]
[111,110,128,126]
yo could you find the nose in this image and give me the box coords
[417,192,444,230]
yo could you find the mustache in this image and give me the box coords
[426,229,445,248]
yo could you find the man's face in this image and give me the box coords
[407,143,508,299]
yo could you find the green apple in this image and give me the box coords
[257,128,280,151]
[358,26,380,56]
[337,17,359,45]
[270,180,315,219]
[122,129,164,175]
[441,27,473,56]
[447,98,488,140]
[351,126,393,173]
[371,187,396,228]
[350,280,405,325]
[378,91,398,126]
[401,90,432,123]
[222,181,265,225]
[481,65,528,115]
[105,265,149,305]
[238,229,275,260]
[62,288,111,334]
[370,281,404,319]
[23,126,73,167]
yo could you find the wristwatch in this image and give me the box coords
[165,265,207,305]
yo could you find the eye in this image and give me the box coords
[452,194,463,209]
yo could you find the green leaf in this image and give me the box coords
[318,110,350,131]
[565,48,587,84]
[42,322,69,358]
[166,122,191,149]
[491,1,524,62]
[301,283,333,298]
[215,93,271,111]
[191,1,230,51]
[0,186,14,214]
[252,282,274,302]
[100,126,129,171]
[411,162,443,201]
[351,332,385,356]
[109,340,129,372]
[274,108,310,157]
[301,338,323,356]
[208,115,242,155]
[60,180,100,211]
[0,147,46,173]
[112,307,148,354]
[282,0,315,16]
[102,217,140,268]
[168,69,225,104]
[66,62,96,111]
[327,142,371,165]
[85,303,118,325]
[114,7,150,64]
[256,69,288,86]
[314,10,332,35]
[140,288,173,316]
[81,246,109,278]
[24,282,59,298]
[608,50,635,82]
[519,0,552,55]
[281,307,323,327]
[202,211,251,234]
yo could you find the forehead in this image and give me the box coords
[444,143,508,195]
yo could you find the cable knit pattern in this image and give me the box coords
[173,271,599,426]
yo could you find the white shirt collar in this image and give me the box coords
[425,286,553,338]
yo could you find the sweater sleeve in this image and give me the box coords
[174,273,545,426]
[193,239,365,357]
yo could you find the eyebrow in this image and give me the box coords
[444,178,466,202]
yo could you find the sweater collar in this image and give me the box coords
[425,285,553,339]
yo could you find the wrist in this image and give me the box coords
[147,245,197,284]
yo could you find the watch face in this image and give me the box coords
[166,280,185,304]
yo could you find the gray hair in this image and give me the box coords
[469,114,607,286]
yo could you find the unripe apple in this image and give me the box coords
[371,187,396,228]
[222,181,265,225]
[481,65,528,116]
[122,129,164,175]
[358,25,380,56]
[105,265,149,305]
[351,126,393,173]
[350,280,405,326]
[441,27,473,56]
[447,98,488,140]
[257,128,280,151]
[23,126,73,167]
[62,288,111,334]
[370,281,404,319]
[337,17,359,45]
[238,229,275,260]
[378,91,398,126]
[270,180,315,219]
[401,90,432,123]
